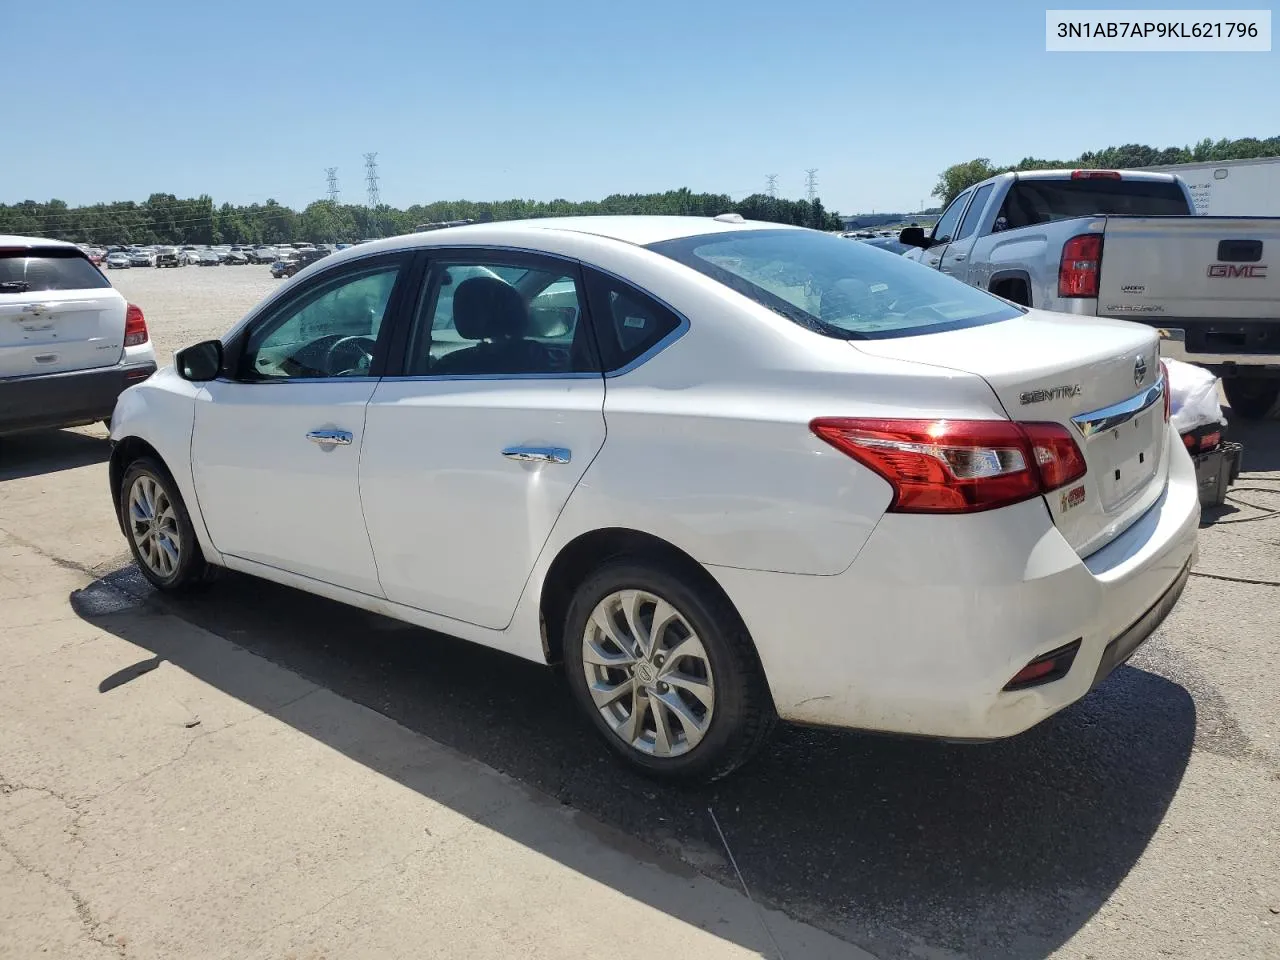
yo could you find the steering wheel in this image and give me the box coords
[324,335,377,376]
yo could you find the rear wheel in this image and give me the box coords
[119,457,209,591]
[563,560,774,782]
[1223,375,1280,420]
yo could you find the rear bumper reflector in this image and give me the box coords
[1003,639,1082,691]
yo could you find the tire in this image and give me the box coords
[1223,375,1280,420]
[119,457,210,591]
[563,559,775,782]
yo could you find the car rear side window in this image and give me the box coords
[996,178,1190,230]
[649,229,1020,340]
[582,269,683,372]
[0,249,110,292]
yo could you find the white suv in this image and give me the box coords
[1,236,157,436]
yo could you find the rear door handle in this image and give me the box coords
[952,254,966,262]
[927,257,941,266]
[306,429,353,446]
[502,446,571,464]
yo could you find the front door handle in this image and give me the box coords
[952,254,966,262]
[927,257,941,266]
[502,446,571,464]
[306,429,353,446]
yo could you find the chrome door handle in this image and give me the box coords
[952,254,966,262]
[928,257,940,266]
[502,446,571,464]
[306,429,353,446]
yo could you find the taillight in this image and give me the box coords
[1159,359,1170,422]
[124,303,148,346]
[810,418,1087,514]
[1070,169,1122,180]
[1058,233,1103,298]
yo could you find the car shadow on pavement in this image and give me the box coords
[74,567,1196,960]
[0,428,110,481]
[1222,409,1280,473]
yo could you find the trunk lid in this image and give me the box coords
[852,311,1168,557]
[0,246,126,377]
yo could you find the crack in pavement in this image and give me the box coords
[247,841,438,946]
[0,819,125,958]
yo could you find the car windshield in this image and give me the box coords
[648,229,1020,339]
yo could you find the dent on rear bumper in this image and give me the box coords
[708,436,1200,740]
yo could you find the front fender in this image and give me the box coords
[110,368,224,566]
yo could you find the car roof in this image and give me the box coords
[0,234,82,251]
[360,215,801,255]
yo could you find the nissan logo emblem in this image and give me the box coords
[1134,355,1148,386]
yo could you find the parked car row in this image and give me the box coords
[86,242,355,269]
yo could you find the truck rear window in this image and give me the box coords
[997,179,1191,230]
[0,248,111,292]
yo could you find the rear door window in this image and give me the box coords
[0,249,110,292]
[996,178,1191,229]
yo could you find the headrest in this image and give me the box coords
[452,277,527,341]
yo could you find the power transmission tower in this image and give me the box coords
[325,167,340,204]
[363,153,381,208]
[765,174,779,198]
[804,169,818,202]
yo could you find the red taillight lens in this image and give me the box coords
[1022,422,1088,490]
[124,303,148,346]
[1071,169,1122,180]
[1058,233,1104,298]
[1159,359,1171,422]
[810,418,1087,514]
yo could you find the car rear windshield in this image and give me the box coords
[0,248,110,292]
[647,229,1020,340]
[997,178,1191,229]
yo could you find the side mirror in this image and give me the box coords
[175,340,223,382]
[898,227,930,248]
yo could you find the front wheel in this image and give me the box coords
[1223,375,1280,420]
[563,560,774,782]
[119,457,209,591]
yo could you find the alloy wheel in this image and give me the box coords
[127,474,182,579]
[581,589,716,758]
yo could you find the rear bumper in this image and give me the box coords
[709,423,1201,739]
[1151,323,1280,368]
[0,362,157,436]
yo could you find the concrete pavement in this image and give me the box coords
[0,535,860,959]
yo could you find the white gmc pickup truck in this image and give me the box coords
[900,169,1280,418]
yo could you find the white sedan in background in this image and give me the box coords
[106,215,1199,781]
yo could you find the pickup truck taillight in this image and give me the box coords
[124,303,149,346]
[810,418,1086,514]
[1058,233,1104,298]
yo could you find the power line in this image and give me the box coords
[804,169,818,202]
[325,167,340,204]
[765,174,779,198]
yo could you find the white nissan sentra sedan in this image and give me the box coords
[107,215,1199,781]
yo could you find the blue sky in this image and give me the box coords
[5,0,1273,213]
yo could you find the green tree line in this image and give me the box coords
[0,188,843,245]
[932,134,1280,205]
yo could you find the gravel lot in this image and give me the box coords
[3,265,1279,959]
[104,261,280,364]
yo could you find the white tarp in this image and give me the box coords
[1166,358,1225,434]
